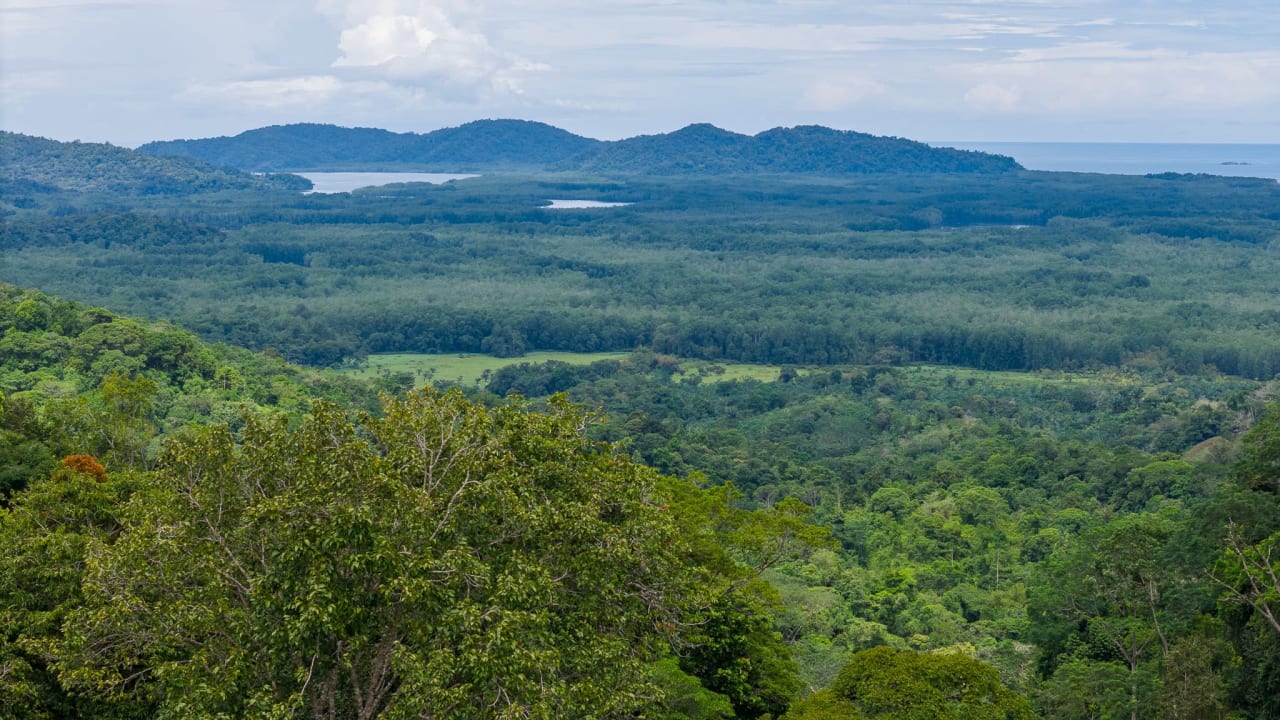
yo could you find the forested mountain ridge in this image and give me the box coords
[0,131,309,195]
[135,119,1021,174]
[561,123,1021,175]
[137,119,598,172]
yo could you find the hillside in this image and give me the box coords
[136,119,1021,175]
[0,282,386,496]
[5,279,1280,719]
[137,119,600,172]
[0,281,826,720]
[563,123,1021,174]
[0,131,310,196]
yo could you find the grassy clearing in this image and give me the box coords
[343,352,632,387]
[341,351,1133,391]
[341,351,791,387]
[671,361,787,384]
[898,364,1137,389]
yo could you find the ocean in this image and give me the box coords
[934,142,1280,180]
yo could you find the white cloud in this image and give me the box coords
[654,19,1055,53]
[802,77,888,111]
[1007,41,1169,63]
[964,82,1020,112]
[0,0,152,7]
[334,13,441,68]
[183,75,344,109]
[318,0,542,96]
[958,49,1280,114]
[0,69,66,103]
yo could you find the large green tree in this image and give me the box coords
[49,389,704,719]
[1029,514,1178,720]
[0,458,149,720]
[783,646,1034,720]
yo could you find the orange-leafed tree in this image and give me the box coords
[59,454,108,483]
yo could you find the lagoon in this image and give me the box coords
[298,171,477,194]
[543,199,634,209]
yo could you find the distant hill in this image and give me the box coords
[138,120,599,173]
[138,120,1021,175]
[563,123,1020,174]
[0,131,309,195]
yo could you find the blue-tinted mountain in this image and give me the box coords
[751,125,1018,173]
[563,124,1019,174]
[138,120,599,172]
[0,131,309,195]
[560,123,754,174]
[137,124,414,172]
[137,120,1021,175]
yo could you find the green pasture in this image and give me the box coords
[341,351,792,387]
[675,361,788,384]
[343,351,630,387]
[897,364,1139,389]
[340,351,1145,390]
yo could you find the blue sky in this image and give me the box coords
[2,0,1278,146]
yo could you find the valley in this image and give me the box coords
[2,122,1280,719]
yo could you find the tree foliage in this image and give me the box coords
[46,390,704,719]
[785,646,1034,720]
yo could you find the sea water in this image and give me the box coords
[933,142,1280,180]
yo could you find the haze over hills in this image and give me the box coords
[0,131,309,195]
[136,119,1022,175]
[136,120,597,173]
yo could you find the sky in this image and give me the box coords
[2,0,1278,147]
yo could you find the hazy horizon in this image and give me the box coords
[3,1,1278,148]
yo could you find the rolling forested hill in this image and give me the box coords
[137,119,599,172]
[561,123,1019,174]
[0,131,309,195]
[135,119,1021,174]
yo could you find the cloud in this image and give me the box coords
[964,82,1020,112]
[0,69,66,103]
[1007,41,1169,63]
[654,19,1055,54]
[319,0,543,97]
[958,48,1280,114]
[0,0,148,8]
[334,13,441,68]
[182,75,344,109]
[802,76,888,111]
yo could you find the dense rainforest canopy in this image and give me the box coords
[2,127,1280,718]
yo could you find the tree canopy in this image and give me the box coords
[784,646,1034,720]
[16,390,709,719]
